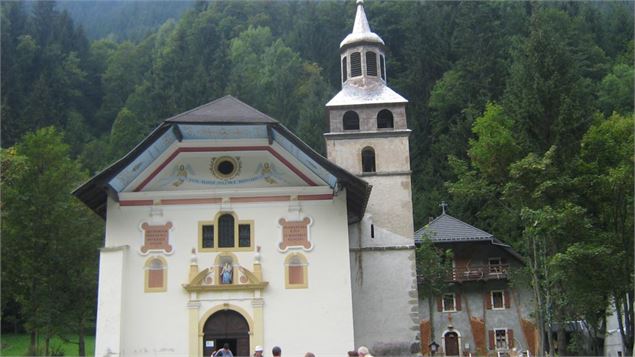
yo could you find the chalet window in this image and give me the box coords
[285,253,308,289]
[380,54,386,80]
[145,257,167,293]
[495,329,508,349]
[491,290,504,309]
[361,147,376,173]
[489,257,502,273]
[366,51,377,76]
[351,52,362,77]
[342,56,348,82]
[377,109,394,129]
[343,111,360,130]
[442,293,456,312]
[199,213,254,252]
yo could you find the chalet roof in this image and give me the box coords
[414,213,524,262]
[73,95,371,223]
[165,95,277,124]
[414,213,493,243]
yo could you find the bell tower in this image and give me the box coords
[325,0,413,238]
[325,0,419,354]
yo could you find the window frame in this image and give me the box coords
[489,257,502,273]
[343,110,360,131]
[377,109,394,129]
[145,256,167,293]
[366,51,378,77]
[442,293,456,312]
[198,212,254,252]
[494,328,508,350]
[285,253,308,289]
[342,56,348,82]
[361,147,376,173]
[491,290,505,310]
[350,51,362,77]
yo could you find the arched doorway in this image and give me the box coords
[203,310,250,357]
[444,331,460,356]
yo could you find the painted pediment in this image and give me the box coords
[126,144,326,192]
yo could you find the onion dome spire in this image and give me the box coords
[340,0,385,50]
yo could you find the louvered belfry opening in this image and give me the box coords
[366,51,377,76]
[350,52,362,77]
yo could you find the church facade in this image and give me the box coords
[74,1,419,356]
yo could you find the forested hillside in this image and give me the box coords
[1,1,633,355]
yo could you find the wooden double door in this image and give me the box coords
[203,310,250,357]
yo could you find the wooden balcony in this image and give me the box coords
[449,264,510,282]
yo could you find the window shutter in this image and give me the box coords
[488,330,495,350]
[485,292,492,309]
[437,295,443,312]
[504,289,511,308]
[455,292,462,311]
[508,329,514,349]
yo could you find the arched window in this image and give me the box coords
[361,147,376,173]
[366,51,377,76]
[145,257,167,292]
[343,111,360,130]
[380,54,386,80]
[342,56,348,82]
[285,253,308,289]
[199,212,254,252]
[350,52,362,77]
[218,214,235,248]
[377,109,394,129]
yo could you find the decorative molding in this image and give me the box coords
[139,221,174,255]
[360,170,412,177]
[349,244,415,252]
[100,245,129,253]
[324,129,411,140]
[277,217,314,252]
[134,146,318,191]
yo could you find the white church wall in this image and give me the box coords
[98,191,355,356]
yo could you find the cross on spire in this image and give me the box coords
[439,201,448,214]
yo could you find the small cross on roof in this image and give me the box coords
[439,201,448,214]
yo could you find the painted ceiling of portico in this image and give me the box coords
[131,146,324,192]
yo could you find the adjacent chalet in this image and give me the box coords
[415,210,539,357]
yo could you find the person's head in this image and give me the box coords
[272,346,282,357]
[357,346,369,357]
[305,353,315,357]
[254,346,264,357]
[223,343,230,350]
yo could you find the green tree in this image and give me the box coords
[1,127,102,355]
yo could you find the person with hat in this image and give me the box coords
[254,346,264,357]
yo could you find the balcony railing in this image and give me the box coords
[450,264,510,282]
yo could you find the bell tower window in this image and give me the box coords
[362,147,376,173]
[380,54,386,80]
[343,111,360,130]
[377,109,394,129]
[350,52,362,77]
[366,51,377,76]
[342,56,348,82]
